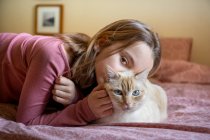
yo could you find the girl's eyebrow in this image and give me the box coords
[122,50,134,66]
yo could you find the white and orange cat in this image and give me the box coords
[95,66,167,123]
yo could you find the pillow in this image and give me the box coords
[153,60,210,84]
[160,38,193,61]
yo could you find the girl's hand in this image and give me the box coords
[87,85,113,118]
[52,76,77,106]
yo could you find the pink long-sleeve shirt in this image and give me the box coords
[0,33,97,126]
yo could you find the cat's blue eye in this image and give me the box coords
[114,89,122,95]
[132,90,141,96]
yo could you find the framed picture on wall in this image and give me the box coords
[35,4,63,35]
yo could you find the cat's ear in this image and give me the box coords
[105,65,118,81]
[135,69,149,82]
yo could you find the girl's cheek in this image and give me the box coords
[95,67,106,84]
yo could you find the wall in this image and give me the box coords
[0,0,210,66]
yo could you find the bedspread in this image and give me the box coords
[0,82,210,140]
[1,54,210,140]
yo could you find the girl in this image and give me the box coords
[0,19,160,126]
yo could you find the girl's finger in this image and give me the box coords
[52,95,69,105]
[54,85,71,93]
[52,89,72,99]
[92,84,104,92]
[96,90,108,98]
[101,103,113,111]
[102,108,113,117]
[99,97,112,105]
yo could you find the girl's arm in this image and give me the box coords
[13,33,113,126]
[16,40,96,126]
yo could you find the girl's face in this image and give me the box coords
[95,41,154,84]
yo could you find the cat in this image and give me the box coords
[95,66,167,123]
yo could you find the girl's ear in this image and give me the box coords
[105,65,118,82]
[135,69,149,82]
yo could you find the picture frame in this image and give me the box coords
[35,4,63,35]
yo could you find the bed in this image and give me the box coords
[0,38,210,140]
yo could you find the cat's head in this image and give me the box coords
[104,66,149,112]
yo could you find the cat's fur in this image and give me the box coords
[95,67,167,123]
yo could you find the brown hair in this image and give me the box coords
[59,19,161,89]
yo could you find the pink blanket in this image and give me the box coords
[0,60,210,140]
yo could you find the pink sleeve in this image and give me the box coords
[15,35,97,126]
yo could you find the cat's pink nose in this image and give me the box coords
[123,104,130,110]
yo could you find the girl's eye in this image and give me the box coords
[132,90,142,96]
[114,89,122,95]
[120,56,128,65]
